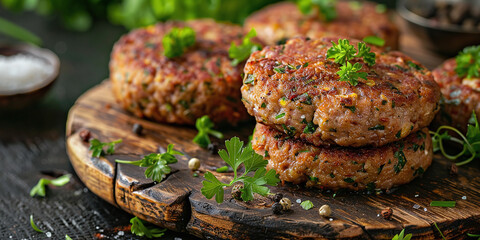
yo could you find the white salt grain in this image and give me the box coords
[0,54,54,93]
[413,204,420,209]
[329,218,333,221]
[462,196,467,200]
[45,232,52,238]
[118,231,124,236]
[296,199,301,204]
[424,208,427,212]
[414,194,419,198]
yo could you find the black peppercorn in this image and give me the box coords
[272,202,282,215]
[207,142,218,154]
[273,193,283,202]
[132,123,143,135]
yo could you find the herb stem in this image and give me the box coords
[433,222,447,240]
[430,201,456,207]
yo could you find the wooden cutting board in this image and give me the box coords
[66,81,480,239]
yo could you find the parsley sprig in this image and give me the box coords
[116,144,183,182]
[162,27,196,58]
[130,216,166,238]
[297,0,337,22]
[30,215,44,233]
[326,39,376,86]
[89,138,122,158]
[193,115,224,148]
[431,111,480,166]
[455,45,480,79]
[229,29,261,66]
[392,229,412,240]
[30,174,71,197]
[201,137,280,203]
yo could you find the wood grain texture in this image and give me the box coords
[66,81,480,239]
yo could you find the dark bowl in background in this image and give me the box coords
[397,0,480,55]
[0,45,60,109]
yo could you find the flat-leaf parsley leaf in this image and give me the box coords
[130,216,166,238]
[392,229,412,240]
[89,138,122,158]
[297,0,337,22]
[116,144,183,182]
[455,45,480,79]
[201,137,280,203]
[229,28,261,66]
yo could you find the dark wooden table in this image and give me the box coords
[0,5,448,240]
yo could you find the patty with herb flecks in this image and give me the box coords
[110,19,252,125]
[252,123,432,191]
[241,37,441,147]
[432,46,480,132]
[245,1,399,49]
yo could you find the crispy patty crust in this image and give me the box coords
[433,58,480,132]
[245,1,398,49]
[252,123,432,191]
[110,19,251,125]
[241,37,441,147]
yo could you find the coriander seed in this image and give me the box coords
[318,204,332,217]
[188,158,201,171]
[279,197,291,211]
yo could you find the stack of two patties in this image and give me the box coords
[242,37,442,191]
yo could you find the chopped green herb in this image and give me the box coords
[300,93,313,105]
[193,172,199,177]
[282,124,296,136]
[382,100,387,105]
[116,144,183,182]
[300,200,314,210]
[467,233,480,239]
[367,182,376,192]
[229,29,261,66]
[308,176,319,182]
[392,229,412,240]
[275,112,286,119]
[130,216,166,238]
[407,61,423,70]
[89,138,122,158]
[261,102,267,108]
[274,66,286,73]
[303,62,309,68]
[377,164,384,174]
[30,174,71,197]
[343,177,354,183]
[413,167,424,176]
[201,137,280,203]
[193,115,224,148]
[244,74,255,84]
[264,150,269,158]
[375,4,387,13]
[65,235,72,240]
[392,100,395,108]
[162,27,195,58]
[329,173,335,178]
[30,215,44,233]
[329,128,337,132]
[396,130,402,138]
[455,45,480,79]
[393,147,407,174]
[303,121,318,134]
[363,36,385,47]
[343,105,356,112]
[297,0,337,22]
[368,124,385,130]
[430,201,456,207]
[216,166,229,173]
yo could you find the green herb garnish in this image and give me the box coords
[0,17,42,46]
[193,115,224,148]
[467,233,480,240]
[30,215,44,233]
[368,124,385,130]
[201,137,280,203]
[431,111,480,166]
[130,216,166,238]
[326,39,375,86]
[363,36,385,47]
[433,222,447,240]
[392,229,412,240]
[343,177,354,183]
[229,28,261,66]
[275,112,286,119]
[89,138,122,158]
[430,201,456,207]
[455,45,480,79]
[162,27,195,58]
[65,235,72,240]
[30,174,71,197]
[216,166,229,173]
[300,200,314,210]
[297,0,337,22]
[116,144,183,182]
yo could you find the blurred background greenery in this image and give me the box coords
[0,0,395,32]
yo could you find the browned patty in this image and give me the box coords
[241,37,441,147]
[252,123,432,191]
[245,1,399,49]
[110,19,252,125]
[433,58,480,132]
